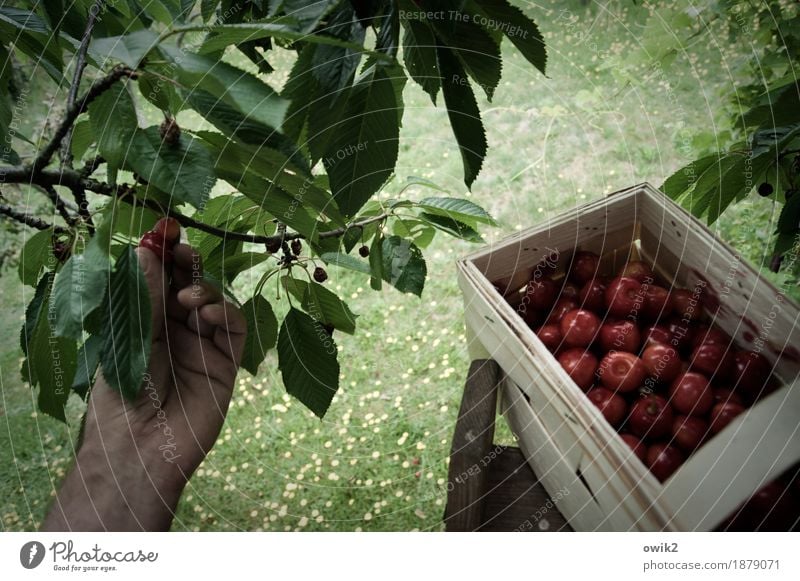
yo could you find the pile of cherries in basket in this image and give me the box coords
[502,250,800,529]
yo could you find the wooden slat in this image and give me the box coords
[444,360,501,532]
[478,446,572,532]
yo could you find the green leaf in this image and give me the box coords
[18,229,55,287]
[72,334,103,400]
[88,29,159,68]
[324,62,406,217]
[138,66,184,114]
[104,198,160,239]
[160,46,289,132]
[20,272,53,356]
[0,7,63,82]
[282,0,341,32]
[69,119,94,162]
[88,79,138,182]
[282,277,358,335]
[311,6,366,95]
[127,126,216,210]
[436,45,487,189]
[381,236,426,296]
[423,0,502,100]
[401,15,440,102]
[241,294,278,375]
[201,0,219,22]
[21,273,76,422]
[199,20,366,53]
[393,218,437,249]
[220,252,270,283]
[419,212,484,242]
[282,44,316,147]
[473,0,547,75]
[777,193,800,235]
[417,196,497,227]
[51,232,112,340]
[319,252,371,274]
[278,308,340,418]
[707,152,775,224]
[660,154,721,198]
[369,231,384,290]
[99,247,151,400]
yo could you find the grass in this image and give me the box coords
[0,0,779,531]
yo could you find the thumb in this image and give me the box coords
[135,246,168,340]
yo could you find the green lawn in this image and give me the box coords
[0,0,776,531]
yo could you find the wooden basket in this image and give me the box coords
[457,182,800,531]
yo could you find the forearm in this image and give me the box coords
[41,441,185,531]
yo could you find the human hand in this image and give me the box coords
[43,221,246,531]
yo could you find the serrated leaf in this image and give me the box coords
[88,80,138,181]
[381,236,426,296]
[393,218,437,249]
[473,0,547,75]
[436,45,487,189]
[419,212,484,242]
[51,236,112,340]
[0,7,63,82]
[241,294,278,375]
[282,0,341,32]
[401,15,440,102]
[201,0,219,22]
[88,29,159,68]
[777,194,800,235]
[417,196,497,227]
[319,252,371,274]
[278,308,340,418]
[311,7,366,96]
[21,272,53,357]
[660,154,721,198]
[324,62,406,217]
[69,119,94,162]
[99,247,151,400]
[126,126,216,210]
[72,334,102,400]
[423,0,501,100]
[708,152,775,224]
[18,229,55,287]
[282,277,358,334]
[160,46,288,132]
[369,231,384,290]
[138,66,184,114]
[20,272,76,422]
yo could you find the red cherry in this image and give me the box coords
[597,351,647,393]
[689,342,734,380]
[557,348,598,392]
[671,288,704,321]
[598,320,641,353]
[642,324,673,347]
[671,415,709,451]
[727,481,800,531]
[620,434,647,461]
[669,372,714,416]
[732,351,772,396]
[569,251,600,285]
[536,324,563,353]
[713,387,744,407]
[560,281,581,300]
[138,231,174,264]
[620,260,654,284]
[642,285,672,319]
[153,217,181,242]
[628,395,673,439]
[586,387,628,427]
[665,318,695,352]
[522,276,558,311]
[641,343,682,383]
[546,297,578,324]
[560,309,601,348]
[691,324,731,348]
[709,402,745,434]
[605,276,645,318]
[646,443,685,482]
[578,278,607,312]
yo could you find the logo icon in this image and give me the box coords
[20,541,45,569]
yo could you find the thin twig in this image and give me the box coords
[0,201,67,234]
[61,0,106,168]
[41,185,78,225]
[79,155,105,178]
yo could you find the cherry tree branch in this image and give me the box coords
[0,200,67,234]
[60,0,106,168]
